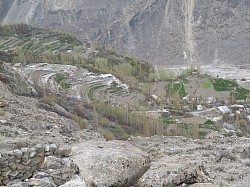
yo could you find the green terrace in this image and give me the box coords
[212,78,249,100]
[0,25,154,84]
[168,81,187,98]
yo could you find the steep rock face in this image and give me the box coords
[0,62,34,96]
[0,0,250,66]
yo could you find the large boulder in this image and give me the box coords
[71,140,150,187]
[136,160,210,187]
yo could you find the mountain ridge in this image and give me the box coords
[1,0,250,66]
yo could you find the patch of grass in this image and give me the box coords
[59,33,82,45]
[23,42,34,51]
[199,120,221,131]
[231,87,250,100]
[198,131,208,139]
[212,78,238,91]
[163,116,174,124]
[55,74,67,83]
[87,84,106,100]
[109,87,123,94]
[202,78,213,88]
[54,74,71,89]
[111,125,129,140]
[204,119,215,125]
[168,82,187,97]
[61,82,71,89]
[212,78,250,100]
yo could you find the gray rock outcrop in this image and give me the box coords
[0,62,35,96]
[70,140,150,187]
[131,135,250,187]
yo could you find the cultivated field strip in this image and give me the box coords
[15,63,144,107]
[0,32,84,55]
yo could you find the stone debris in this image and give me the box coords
[132,135,250,187]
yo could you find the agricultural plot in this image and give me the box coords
[212,78,249,100]
[201,78,213,88]
[231,87,250,100]
[162,116,174,124]
[183,76,249,101]
[212,78,238,91]
[0,30,85,60]
[16,63,144,108]
[168,81,187,97]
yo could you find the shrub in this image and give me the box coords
[39,96,58,105]
[198,131,207,139]
[60,82,71,89]
[204,119,215,125]
[202,78,213,88]
[103,130,115,140]
[99,118,110,127]
[71,113,88,129]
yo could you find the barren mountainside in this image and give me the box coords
[0,0,250,66]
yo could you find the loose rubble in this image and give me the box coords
[131,135,250,187]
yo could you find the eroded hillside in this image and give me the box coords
[0,0,250,66]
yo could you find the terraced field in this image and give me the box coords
[0,31,86,57]
[0,26,148,108]
[15,63,145,108]
[168,81,187,97]
[212,78,250,100]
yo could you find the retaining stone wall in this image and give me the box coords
[0,144,58,186]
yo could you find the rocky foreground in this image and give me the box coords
[1,134,250,187]
[0,62,250,186]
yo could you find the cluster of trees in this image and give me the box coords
[10,50,157,104]
[11,48,84,65]
[94,47,154,80]
[10,46,153,84]
[149,69,176,82]
[94,101,164,137]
